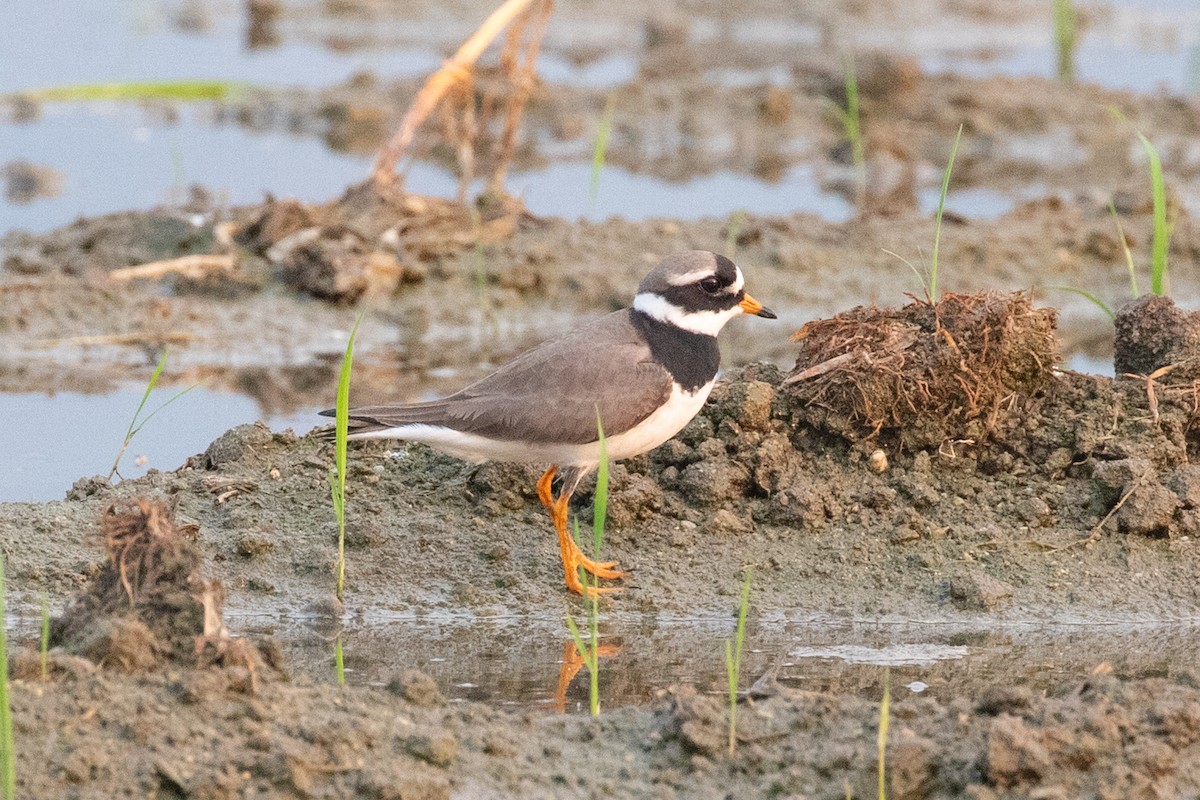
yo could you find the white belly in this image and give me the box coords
[354,379,716,469]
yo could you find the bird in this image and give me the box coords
[321,250,776,596]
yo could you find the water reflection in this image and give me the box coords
[210,612,1200,711]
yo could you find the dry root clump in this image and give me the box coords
[52,499,273,682]
[232,185,522,303]
[107,0,549,303]
[208,0,551,303]
[784,291,1058,451]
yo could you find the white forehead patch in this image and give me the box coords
[665,266,719,287]
[665,264,746,294]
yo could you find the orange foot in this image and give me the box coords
[536,466,626,596]
[553,640,623,712]
[564,534,624,580]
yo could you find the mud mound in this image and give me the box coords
[1115,294,1200,382]
[784,291,1058,450]
[2,208,215,277]
[234,183,523,302]
[2,185,527,303]
[52,499,272,677]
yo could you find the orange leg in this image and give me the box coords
[553,640,623,712]
[536,466,557,513]
[536,466,625,596]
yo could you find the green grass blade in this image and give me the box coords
[724,209,747,259]
[577,518,602,716]
[820,97,852,129]
[107,349,207,479]
[593,414,608,556]
[726,566,753,755]
[564,613,588,661]
[930,125,963,302]
[334,636,345,687]
[588,595,599,717]
[1053,0,1077,83]
[844,53,864,175]
[1136,132,1169,295]
[329,469,345,521]
[1046,285,1115,320]
[335,316,363,504]
[1108,201,1140,297]
[333,314,364,602]
[0,553,15,799]
[877,668,891,800]
[107,349,169,479]
[568,516,601,717]
[725,638,737,753]
[28,80,252,103]
[128,380,206,438]
[881,249,929,297]
[821,54,866,206]
[589,95,616,213]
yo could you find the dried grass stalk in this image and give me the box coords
[371,0,553,192]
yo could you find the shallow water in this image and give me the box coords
[0,107,855,234]
[0,385,317,502]
[2,0,1196,234]
[10,604,1197,711]
[227,614,1200,709]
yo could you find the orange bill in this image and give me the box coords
[739,293,777,319]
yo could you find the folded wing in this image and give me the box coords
[323,311,673,444]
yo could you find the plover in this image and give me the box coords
[322,250,775,596]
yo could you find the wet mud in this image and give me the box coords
[7,299,1200,795]
[6,1,1200,796]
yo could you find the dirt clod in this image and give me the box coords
[667,686,727,757]
[1117,481,1178,538]
[889,734,939,800]
[406,731,457,767]
[987,714,1053,788]
[51,499,270,677]
[785,292,1057,451]
[1115,294,1200,381]
[949,570,1015,611]
[389,669,445,707]
[204,422,274,469]
[676,456,749,508]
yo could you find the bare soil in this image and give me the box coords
[5,1,1200,796]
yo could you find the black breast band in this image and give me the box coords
[631,310,721,392]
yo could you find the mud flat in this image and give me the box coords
[5,287,1200,795]
[6,2,1200,795]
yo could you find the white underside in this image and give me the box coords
[351,379,716,469]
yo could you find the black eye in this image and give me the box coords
[699,277,722,293]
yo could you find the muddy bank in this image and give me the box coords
[8,662,1200,799]
[6,331,1200,623]
[6,493,1200,799]
[0,188,1188,411]
[7,264,1200,798]
[6,25,1200,409]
